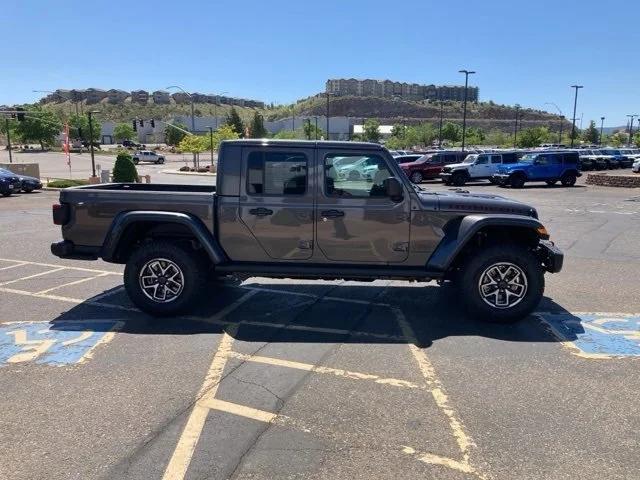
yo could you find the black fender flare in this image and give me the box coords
[101,210,228,264]
[426,214,544,272]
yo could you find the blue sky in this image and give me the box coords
[3,0,639,127]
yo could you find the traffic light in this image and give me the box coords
[132,120,137,132]
[16,107,25,122]
[139,119,144,127]
[150,119,155,128]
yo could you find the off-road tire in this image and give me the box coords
[509,173,526,188]
[451,171,467,186]
[560,172,577,187]
[124,240,207,316]
[458,244,544,323]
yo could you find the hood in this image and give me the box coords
[496,162,530,173]
[418,190,538,218]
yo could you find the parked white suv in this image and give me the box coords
[132,150,165,165]
[439,152,519,186]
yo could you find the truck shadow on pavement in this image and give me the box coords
[48,280,582,349]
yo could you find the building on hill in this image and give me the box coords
[152,90,171,104]
[85,88,108,104]
[107,89,129,104]
[131,90,149,104]
[326,78,479,102]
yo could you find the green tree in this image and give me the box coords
[303,120,324,140]
[485,129,511,147]
[363,118,381,143]
[225,107,245,138]
[634,131,640,147]
[441,122,461,143]
[249,112,267,138]
[112,152,138,182]
[273,129,302,139]
[582,120,599,144]
[202,125,240,151]
[68,114,101,143]
[609,131,627,146]
[516,127,549,148]
[15,107,61,149]
[113,122,136,142]
[178,134,207,155]
[164,122,188,146]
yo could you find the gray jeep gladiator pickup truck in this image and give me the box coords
[51,140,563,322]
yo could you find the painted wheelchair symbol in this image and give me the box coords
[539,313,640,358]
[0,320,122,366]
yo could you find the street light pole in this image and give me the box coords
[544,102,563,145]
[314,116,318,140]
[87,111,100,178]
[513,106,520,148]
[570,85,583,148]
[167,85,196,167]
[325,92,331,140]
[438,99,444,147]
[458,69,476,152]
[599,116,605,146]
[206,126,214,169]
[5,118,12,163]
[626,114,638,146]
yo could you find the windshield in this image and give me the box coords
[463,155,477,164]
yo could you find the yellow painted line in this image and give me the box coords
[242,286,391,307]
[227,351,423,389]
[393,307,488,480]
[202,398,277,423]
[162,332,235,480]
[0,257,122,275]
[36,272,110,294]
[76,321,124,363]
[401,446,475,474]
[0,262,28,271]
[0,267,66,287]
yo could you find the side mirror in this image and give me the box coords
[384,177,403,201]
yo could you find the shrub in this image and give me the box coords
[112,152,138,182]
[47,179,90,188]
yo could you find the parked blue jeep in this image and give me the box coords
[492,151,581,188]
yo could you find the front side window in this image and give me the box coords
[247,151,307,195]
[475,155,488,165]
[325,153,392,198]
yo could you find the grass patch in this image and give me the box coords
[47,178,90,188]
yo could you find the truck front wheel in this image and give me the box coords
[451,171,467,186]
[124,241,206,316]
[458,245,544,323]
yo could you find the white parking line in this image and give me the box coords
[36,272,111,294]
[0,262,28,271]
[0,258,122,275]
[0,267,66,287]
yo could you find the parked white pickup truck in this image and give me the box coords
[439,152,518,186]
[132,150,165,165]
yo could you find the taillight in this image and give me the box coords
[52,204,70,225]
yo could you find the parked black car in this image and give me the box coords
[0,169,21,197]
[599,149,634,168]
[6,170,42,192]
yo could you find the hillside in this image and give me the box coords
[271,95,572,133]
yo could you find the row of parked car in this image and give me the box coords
[390,146,639,188]
[0,168,43,197]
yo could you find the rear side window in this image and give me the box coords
[563,153,578,164]
[247,151,307,195]
[549,154,562,165]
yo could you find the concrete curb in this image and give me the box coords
[161,169,216,177]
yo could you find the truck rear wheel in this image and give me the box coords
[124,240,206,316]
[458,244,544,323]
[560,172,577,186]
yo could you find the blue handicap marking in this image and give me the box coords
[0,320,122,366]
[539,313,640,358]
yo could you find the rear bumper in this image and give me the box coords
[536,240,564,273]
[51,240,100,260]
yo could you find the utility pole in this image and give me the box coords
[325,92,331,140]
[458,69,476,151]
[559,116,564,145]
[314,116,318,140]
[570,85,583,148]
[87,111,100,178]
[292,104,295,131]
[5,118,12,163]
[599,116,605,146]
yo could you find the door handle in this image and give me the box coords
[249,207,273,217]
[320,209,345,218]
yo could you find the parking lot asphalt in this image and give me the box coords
[0,180,638,480]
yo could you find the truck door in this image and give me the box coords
[316,149,411,263]
[239,146,314,260]
[472,154,491,178]
[487,154,502,176]
[530,154,551,179]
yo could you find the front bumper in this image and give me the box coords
[536,240,564,273]
[491,174,510,185]
[51,240,100,260]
